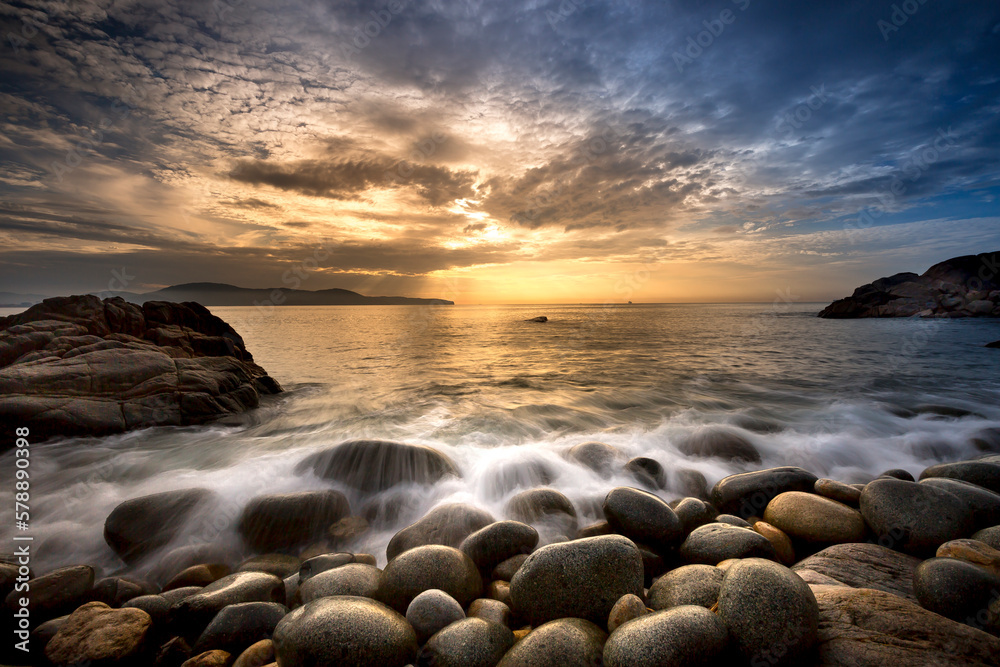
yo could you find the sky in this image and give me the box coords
[1,0,999,304]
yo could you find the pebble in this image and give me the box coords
[300,563,383,602]
[378,545,483,612]
[763,491,866,544]
[603,605,729,667]
[496,618,606,667]
[607,593,647,632]
[679,523,777,565]
[603,487,683,551]
[405,588,466,644]
[648,564,724,610]
[416,617,514,667]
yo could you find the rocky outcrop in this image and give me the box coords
[0,295,281,443]
[818,252,1000,318]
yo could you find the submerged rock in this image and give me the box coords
[566,441,625,475]
[104,488,216,563]
[238,491,350,553]
[296,439,460,492]
[677,427,761,464]
[711,466,818,517]
[624,456,667,489]
[387,503,495,561]
[504,488,578,539]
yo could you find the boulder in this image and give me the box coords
[509,535,643,626]
[3,565,94,623]
[607,593,647,633]
[192,601,288,655]
[791,542,921,601]
[813,585,1000,665]
[859,478,974,556]
[624,457,667,489]
[237,554,302,579]
[913,557,1000,634]
[44,601,151,666]
[104,488,216,562]
[814,478,861,505]
[678,427,761,463]
[603,487,683,551]
[679,523,777,565]
[416,617,514,667]
[920,460,1000,493]
[273,596,417,667]
[937,538,1000,577]
[566,441,625,475]
[295,439,460,492]
[919,477,1000,530]
[405,588,465,644]
[170,572,285,636]
[716,558,819,666]
[603,605,729,667]
[387,504,495,561]
[648,564,724,610]
[496,618,606,667]
[460,521,538,571]
[764,491,867,544]
[237,491,350,553]
[378,545,482,612]
[504,488,578,539]
[711,466,818,517]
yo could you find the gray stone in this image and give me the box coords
[504,488,578,540]
[164,564,231,591]
[714,514,752,528]
[298,552,354,582]
[566,441,625,475]
[919,477,1000,530]
[492,554,529,581]
[299,563,383,603]
[791,543,921,601]
[3,565,94,623]
[603,605,729,667]
[678,427,761,463]
[417,617,514,667]
[973,525,1000,550]
[860,478,974,556]
[295,439,460,492]
[170,572,285,635]
[387,503,495,561]
[509,535,644,626]
[238,491,350,553]
[679,523,777,565]
[405,588,465,644]
[272,596,417,667]
[672,497,715,534]
[711,466,818,517]
[122,594,171,626]
[86,576,150,607]
[624,457,667,489]
[460,521,538,571]
[717,558,819,666]
[237,553,301,579]
[607,593,647,633]
[648,564,724,610]
[379,545,482,613]
[467,598,511,627]
[879,468,915,481]
[675,469,709,500]
[192,601,288,655]
[814,478,862,505]
[603,487,683,551]
[496,618,606,667]
[104,488,216,562]
[913,557,1000,634]
[919,460,1000,494]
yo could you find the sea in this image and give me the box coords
[2,303,999,575]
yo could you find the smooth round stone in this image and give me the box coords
[648,564,724,610]
[607,593,647,633]
[711,467,818,517]
[86,576,150,607]
[675,469,710,500]
[603,487,683,551]
[914,557,1000,633]
[496,618,607,667]
[716,559,819,666]
[678,428,761,464]
[603,605,729,667]
[764,491,867,544]
[161,586,203,604]
[576,521,613,539]
[405,589,466,644]
[237,490,350,553]
[566,441,625,475]
[237,554,301,579]
[467,598,511,627]
[103,488,215,562]
[753,521,796,565]
[492,554,528,581]
[164,564,231,592]
[509,535,644,626]
[972,526,1000,550]
[814,478,862,505]
[679,523,777,565]
[936,539,1000,577]
[122,595,171,626]
[231,639,273,667]
[879,468,915,482]
[715,514,752,528]
[379,545,482,613]
[296,439,460,492]
[485,459,557,499]
[3,565,95,623]
[299,564,382,603]
[919,460,1000,494]
[919,477,1000,530]
[387,504,496,561]
[625,457,667,489]
[273,596,417,667]
[487,580,513,608]
[860,478,974,556]
[460,521,539,571]
[192,601,288,655]
[43,602,152,666]
[170,572,285,633]
[504,488,579,539]
[416,617,514,667]
[299,552,355,582]
[673,498,715,534]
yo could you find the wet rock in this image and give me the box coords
[575,521,612,538]
[238,491,350,553]
[525,316,548,322]
[379,545,482,613]
[193,601,288,655]
[272,596,417,667]
[165,564,231,592]
[386,503,495,561]
[814,478,861,505]
[170,572,285,636]
[30,615,67,655]
[487,580,513,607]
[919,477,1000,530]
[86,576,150,607]
[679,523,777,565]
[485,459,556,498]
[624,457,667,489]
[231,639,273,667]
[859,477,974,556]
[764,491,867,544]
[504,488,578,540]
[607,593,647,633]
[298,552,354,582]
[678,427,761,463]
[714,514,752,528]
[711,466,818,517]
[919,460,1000,494]
[753,521,796,564]
[44,601,152,666]
[675,469,709,500]
[648,564,724,610]
[296,439,460,492]
[566,441,625,475]
[791,543,921,601]
[468,598,511,627]
[814,585,1000,665]
[181,649,231,667]
[603,605,729,667]
[603,487,683,551]
[123,594,172,626]
[155,635,192,667]
[509,535,643,626]
[496,618,606,667]
[460,521,538,572]
[716,558,819,666]
[492,554,528,581]
[879,468,915,481]
[3,564,94,623]
[913,557,1000,633]
[299,563,382,602]
[151,544,235,587]
[729,414,784,433]
[672,497,716,534]
[104,488,215,562]
[404,588,465,643]
[327,516,369,547]
[237,554,301,579]
[417,617,514,667]
[973,525,1000,550]
[162,586,204,604]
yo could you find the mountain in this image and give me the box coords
[107,282,454,306]
[0,292,49,308]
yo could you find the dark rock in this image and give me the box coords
[525,316,548,322]
[729,414,784,433]
[880,468,915,481]
[715,514,752,528]
[624,456,667,489]
[679,523,777,565]
[920,477,1000,530]
[504,488,578,539]
[648,564,724,610]
[238,491,350,553]
[603,487,683,551]
[467,598,511,627]
[988,340,1000,348]
[971,428,1000,452]
[417,617,513,667]
[150,544,235,587]
[606,593,647,633]
[566,441,625,476]
[379,545,482,613]
[3,564,94,624]
[483,459,556,498]
[231,639,273,667]
[299,563,382,603]
[496,618,606,667]
[298,552,354,582]
[859,478,974,556]
[791,542,921,601]
[272,596,417,667]
[405,588,466,644]
[603,605,729,667]
[509,535,644,626]
[165,564,231,592]
[161,586,204,604]
[170,572,285,637]
[576,520,612,539]
[675,469,709,500]
[192,601,288,655]
[295,439,460,492]
[920,460,1000,494]
[123,594,172,626]
[678,427,761,463]
[237,554,301,579]
[43,601,152,666]
[86,576,150,607]
[763,491,867,544]
[717,558,819,666]
[913,557,1000,634]
[973,526,1000,550]
[104,488,216,562]
[711,466,818,517]
[387,503,495,561]
[460,521,538,572]
[491,554,528,581]
[672,497,716,534]
[814,478,862,505]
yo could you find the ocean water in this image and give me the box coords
[2,303,999,575]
